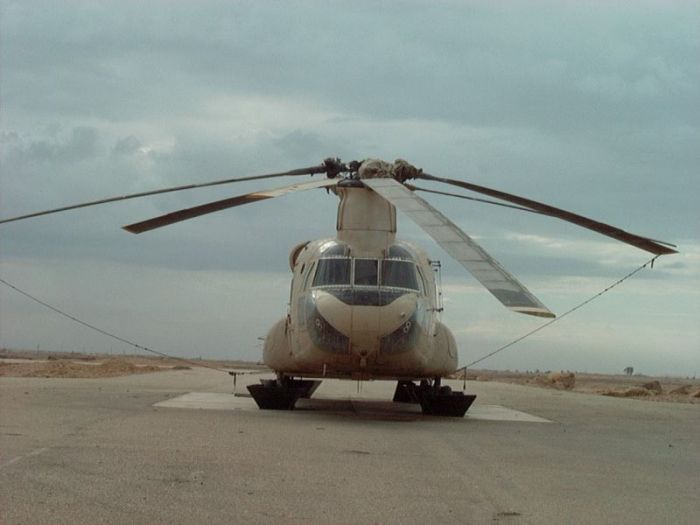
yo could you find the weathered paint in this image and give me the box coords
[263,183,457,380]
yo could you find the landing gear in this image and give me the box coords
[247,374,473,416]
[392,377,476,417]
[393,380,420,403]
[247,375,322,410]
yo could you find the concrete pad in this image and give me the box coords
[466,404,550,423]
[154,391,254,411]
[154,392,551,422]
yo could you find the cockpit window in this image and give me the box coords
[312,258,351,286]
[388,245,414,260]
[312,257,419,291]
[302,262,316,290]
[319,241,350,256]
[354,259,378,286]
[382,260,419,290]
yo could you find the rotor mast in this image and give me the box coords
[335,159,407,256]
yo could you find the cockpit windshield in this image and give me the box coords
[312,258,351,286]
[382,260,419,290]
[312,257,419,291]
[354,259,378,286]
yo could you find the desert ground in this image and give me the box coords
[0,349,266,378]
[1,349,698,403]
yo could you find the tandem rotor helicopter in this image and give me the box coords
[1,158,678,416]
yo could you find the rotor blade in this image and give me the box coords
[406,183,542,215]
[0,164,331,225]
[416,173,677,255]
[364,178,555,318]
[123,178,338,234]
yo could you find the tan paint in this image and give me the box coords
[336,186,395,256]
[263,177,459,380]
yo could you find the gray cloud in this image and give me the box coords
[112,135,142,156]
[5,3,698,130]
[1,1,697,373]
[6,126,99,165]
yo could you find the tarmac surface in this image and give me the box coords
[1,368,698,524]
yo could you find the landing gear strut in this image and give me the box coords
[247,374,322,410]
[392,377,476,417]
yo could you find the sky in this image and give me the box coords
[1,1,698,376]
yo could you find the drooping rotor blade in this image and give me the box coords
[364,178,555,318]
[416,173,677,255]
[0,162,338,225]
[406,183,542,215]
[123,178,338,234]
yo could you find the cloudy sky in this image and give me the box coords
[1,1,698,376]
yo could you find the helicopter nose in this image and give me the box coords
[306,289,421,357]
[305,291,352,354]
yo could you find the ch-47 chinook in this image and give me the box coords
[0,158,677,416]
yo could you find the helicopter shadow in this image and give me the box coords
[293,397,432,423]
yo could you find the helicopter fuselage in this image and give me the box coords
[263,180,458,380]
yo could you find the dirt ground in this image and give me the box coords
[455,369,700,404]
[1,349,698,403]
[0,349,265,379]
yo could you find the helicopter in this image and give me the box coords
[0,158,678,416]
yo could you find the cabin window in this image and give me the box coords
[382,260,419,290]
[354,259,378,286]
[312,258,351,286]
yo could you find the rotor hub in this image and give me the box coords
[356,159,422,182]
